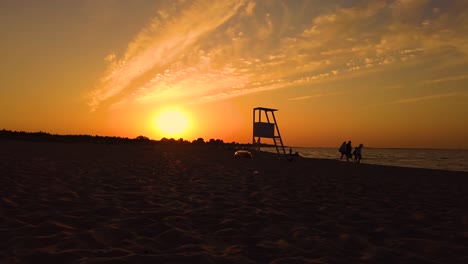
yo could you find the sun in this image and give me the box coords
[154,108,190,138]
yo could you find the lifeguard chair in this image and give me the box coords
[252,107,286,155]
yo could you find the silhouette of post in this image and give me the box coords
[252,107,286,155]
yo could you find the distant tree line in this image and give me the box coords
[0,129,139,144]
[0,129,258,149]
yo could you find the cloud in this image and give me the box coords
[380,92,462,106]
[418,74,468,86]
[288,93,339,101]
[90,0,251,110]
[89,0,468,110]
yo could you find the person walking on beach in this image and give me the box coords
[345,141,352,161]
[339,142,346,160]
[352,146,358,162]
[355,144,363,163]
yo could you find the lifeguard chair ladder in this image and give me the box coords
[252,107,286,155]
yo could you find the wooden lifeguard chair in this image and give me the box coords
[252,107,286,155]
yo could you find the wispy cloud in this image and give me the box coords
[418,74,468,86]
[89,0,468,110]
[90,0,251,110]
[288,93,338,101]
[380,92,462,106]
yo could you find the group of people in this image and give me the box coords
[339,141,363,163]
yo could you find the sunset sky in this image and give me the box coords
[1,0,467,149]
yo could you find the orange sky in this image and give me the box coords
[1,0,467,149]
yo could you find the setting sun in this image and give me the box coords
[154,108,190,138]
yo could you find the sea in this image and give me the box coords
[262,147,468,172]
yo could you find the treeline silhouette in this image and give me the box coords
[0,129,260,149]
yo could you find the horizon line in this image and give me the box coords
[1,128,467,151]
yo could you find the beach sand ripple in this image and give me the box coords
[1,141,467,263]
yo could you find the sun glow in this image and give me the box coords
[154,108,190,138]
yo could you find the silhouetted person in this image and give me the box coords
[287,148,294,162]
[355,144,363,163]
[345,141,352,161]
[339,142,346,160]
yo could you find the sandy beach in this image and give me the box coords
[1,140,467,263]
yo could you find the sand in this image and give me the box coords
[1,140,467,264]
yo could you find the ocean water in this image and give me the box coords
[262,147,468,172]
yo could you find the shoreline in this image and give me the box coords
[295,155,468,174]
[1,140,467,263]
[262,146,468,173]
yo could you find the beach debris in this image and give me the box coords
[234,150,252,158]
